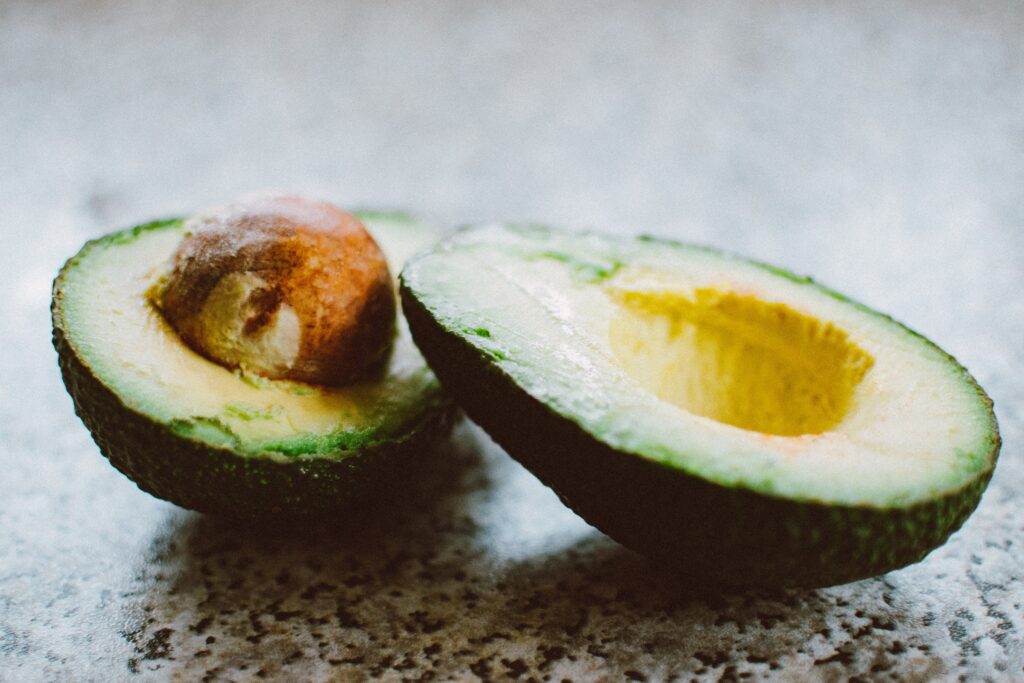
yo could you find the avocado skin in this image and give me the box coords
[400,279,997,588]
[52,280,457,520]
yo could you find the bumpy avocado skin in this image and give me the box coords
[51,224,457,519]
[400,269,998,588]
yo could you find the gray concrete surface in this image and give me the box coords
[2,1,1023,680]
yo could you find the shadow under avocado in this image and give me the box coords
[167,417,488,554]
[118,420,921,679]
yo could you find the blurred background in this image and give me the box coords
[2,1,1022,679]
[5,2,1022,323]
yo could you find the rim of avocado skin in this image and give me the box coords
[52,215,457,519]
[398,223,1000,588]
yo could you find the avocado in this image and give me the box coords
[52,212,456,517]
[399,224,1000,587]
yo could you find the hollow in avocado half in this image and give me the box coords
[52,197,456,517]
[399,224,1000,587]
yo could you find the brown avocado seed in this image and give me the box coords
[157,194,396,386]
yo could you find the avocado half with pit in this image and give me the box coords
[399,224,1000,587]
[52,212,455,517]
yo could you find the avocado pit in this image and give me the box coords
[157,194,396,386]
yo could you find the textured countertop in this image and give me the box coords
[2,1,1022,680]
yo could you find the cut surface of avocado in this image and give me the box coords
[53,212,455,516]
[399,224,1000,586]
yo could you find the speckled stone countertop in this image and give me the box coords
[2,1,1022,680]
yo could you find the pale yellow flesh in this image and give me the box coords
[409,226,995,506]
[610,288,874,437]
[59,216,442,458]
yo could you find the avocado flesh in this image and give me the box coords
[53,213,455,516]
[399,224,1000,586]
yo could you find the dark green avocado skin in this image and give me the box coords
[53,319,455,518]
[51,225,457,519]
[399,277,997,588]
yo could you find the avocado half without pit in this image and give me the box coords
[399,224,1000,588]
[52,195,456,517]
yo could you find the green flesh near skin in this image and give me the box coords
[399,224,1000,587]
[52,212,456,516]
